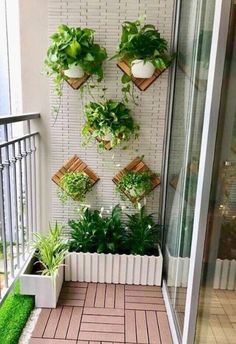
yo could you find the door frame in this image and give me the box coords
[162,0,232,343]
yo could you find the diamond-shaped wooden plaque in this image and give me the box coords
[112,156,161,203]
[117,60,167,91]
[65,74,90,90]
[52,155,99,199]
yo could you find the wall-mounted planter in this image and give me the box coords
[65,74,90,90]
[117,60,167,91]
[52,155,99,200]
[19,253,64,308]
[65,247,162,286]
[113,156,161,203]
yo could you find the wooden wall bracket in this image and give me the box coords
[117,60,166,91]
[112,156,161,203]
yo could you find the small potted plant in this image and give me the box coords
[113,17,172,78]
[45,24,107,95]
[116,170,158,202]
[82,99,139,150]
[58,171,93,203]
[65,204,163,285]
[20,223,67,308]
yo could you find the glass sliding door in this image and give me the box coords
[163,0,216,338]
[195,2,236,343]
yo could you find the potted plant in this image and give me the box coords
[82,99,139,150]
[58,171,93,203]
[45,24,107,95]
[113,17,172,78]
[116,170,158,202]
[20,223,68,308]
[65,204,163,286]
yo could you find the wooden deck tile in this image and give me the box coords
[55,307,73,339]
[136,310,149,343]
[43,307,62,338]
[31,309,51,338]
[66,307,82,340]
[30,282,172,344]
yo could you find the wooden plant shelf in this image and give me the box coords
[65,74,90,90]
[52,155,99,199]
[112,156,161,203]
[117,60,166,91]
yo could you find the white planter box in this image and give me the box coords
[20,253,64,308]
[65,247,163,286]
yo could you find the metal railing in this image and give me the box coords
[0,113,40,299]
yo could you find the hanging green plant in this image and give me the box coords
[44,24,107,95]
[116,170,158,202]
[82,99,139,150]
[112,17,174,99]
[58,171,93,203]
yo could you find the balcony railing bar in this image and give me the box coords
[0,113,40,125]
[0,113,40,300]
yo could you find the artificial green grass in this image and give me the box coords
[0,281,34,344]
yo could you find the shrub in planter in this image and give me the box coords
[82,99,139,150]
[69,205,125,254]
[45,24,107,95]
[20,223,68,308]
[58,171,93,203]
[116,170,158,202]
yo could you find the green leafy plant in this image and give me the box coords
[45,24,107,95]
[58,172,92,203]
[112,17,173,101]
[82,99,139,150]
[116,170,157,202]
[69,205,125,254]
[125,205,160,255]
[33,223,68,276]
[114,17,172,69]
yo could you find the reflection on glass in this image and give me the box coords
[164,0,216,337]
[196,3,236,343]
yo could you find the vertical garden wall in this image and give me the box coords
[48,0,175,226]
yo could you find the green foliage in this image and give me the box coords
[125,205,160,255]
[59,172,93,203]
[69,205,125,254]
[33,223,68,276]
[68,205,160,256]
[0,281,34,344]
[113,17,172,69]
[116,170,157,202]
[45,24,107,95]
[82,99,139,150]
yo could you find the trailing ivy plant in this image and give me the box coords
[116,170,158,202]
[68,205,125,254]
[82,99,139,150]
[124,205,160,255]
[45,24,107,95]
[112,17,173,101]
[33,223,68,276]
[58,172,92,203]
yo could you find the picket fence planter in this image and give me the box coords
[65,247,163,286]
[20,253,64,308]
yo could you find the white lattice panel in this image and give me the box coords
[48,0,174,228]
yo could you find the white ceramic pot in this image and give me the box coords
[64,63,84,78]
[131,59,155,78]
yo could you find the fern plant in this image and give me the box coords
[33,223,68,276]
